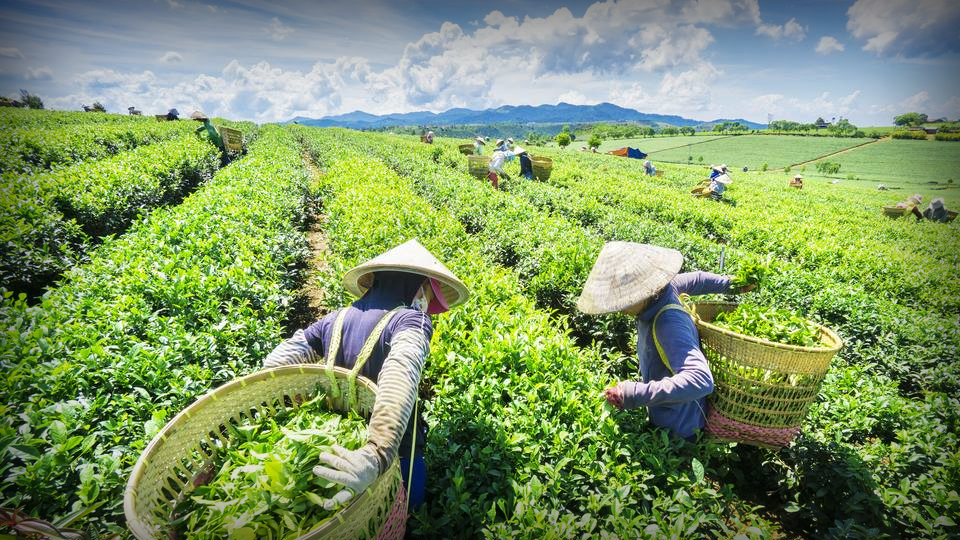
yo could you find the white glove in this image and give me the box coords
[312,444,380,510]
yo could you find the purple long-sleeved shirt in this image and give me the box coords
[621,271,732,439]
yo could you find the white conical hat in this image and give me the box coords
[343,238,469,308]
[576,242,683,315]
[714,174,732,185]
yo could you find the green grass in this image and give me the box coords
[545,134,725,152]
[646,134,867,169]
[809,138,960,186]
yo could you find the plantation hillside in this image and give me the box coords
[0,110,958,540]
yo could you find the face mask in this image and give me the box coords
[411,286,429,313]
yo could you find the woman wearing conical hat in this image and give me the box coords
[577,242,753,440]
[262,238,468,510]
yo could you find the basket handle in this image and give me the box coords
[347,307,404,411]
[324,309,350,398]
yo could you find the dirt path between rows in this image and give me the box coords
[773,136,888,171]
[286,151,330,330]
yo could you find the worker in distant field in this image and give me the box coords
[424,131,434,144]
[165,108,179,121]
[790,174,803,189]
[487,146,515,189]
[493,139,507,152]
[506,137,514,149]
[515,146,533,180]
[474,136,485,155]
[895,194,923,221]
[191,111,224,151]
[262,238,468,513]
[923,197,949,222]
[576,242,754,440]
[643,160,656,176]
[708,173,731,201]
[709,164,727,180]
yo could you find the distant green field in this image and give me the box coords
[565,134,729,153]
[809,139,960,185]
[645,134,866,169]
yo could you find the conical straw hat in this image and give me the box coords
[343,238,469,309]
[576,242,683,315]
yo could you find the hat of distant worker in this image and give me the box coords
[576,241,683,315]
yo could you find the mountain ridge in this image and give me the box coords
[287,102,766,130]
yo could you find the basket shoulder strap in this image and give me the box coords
[652,303,693,376]
[323,309,350,397]
[347,307,405,410]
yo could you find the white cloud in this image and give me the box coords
[899,90,929,110]
[364,1,761,111]
[750,90,861,120]
[815,36,845,54]
[158,51,183,63]
[934,96,960,119]
[557,90,595,105]
[265,17,293,42]
[50,59,354,122]
[0,47,23,59]
[25,66,53,80]
[610,63,722,115]
[847,0,960,56]
[756,17,806,41]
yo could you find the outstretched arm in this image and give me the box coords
[672,271,734,296]
[312,328,430,508]
[262,329,320,368]
[619,312,714,408]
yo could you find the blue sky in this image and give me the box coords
[1,0,958,124]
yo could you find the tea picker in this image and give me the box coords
[191,111,244,158]
[576,242,753,440]
[262,239,469,511]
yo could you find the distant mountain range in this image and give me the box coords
[287,102,766,130]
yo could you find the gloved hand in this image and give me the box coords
[312,444,380,510]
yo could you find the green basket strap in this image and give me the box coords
[347,307,404,410]
[324,309,349,398]
[652,303,693,376]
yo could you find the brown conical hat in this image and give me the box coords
[576,242,683,315]
[343,238,469,309]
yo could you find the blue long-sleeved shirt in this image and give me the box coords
[621,271,732,438]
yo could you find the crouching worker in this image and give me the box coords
[261,239,469,510]
[487,147,515,189]
[576,242,753,440]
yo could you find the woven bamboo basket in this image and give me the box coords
[690,302,842,448]
[125,365,404,540]
[882,205,910,217]
[458,144,475,155]
[531,156,553,180]
[468,155,491,178]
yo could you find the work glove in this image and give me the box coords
[313,327,430,508]
[312,444,380,510]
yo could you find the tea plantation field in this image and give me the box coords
[645,134,869,170]
[1,110,958,540]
